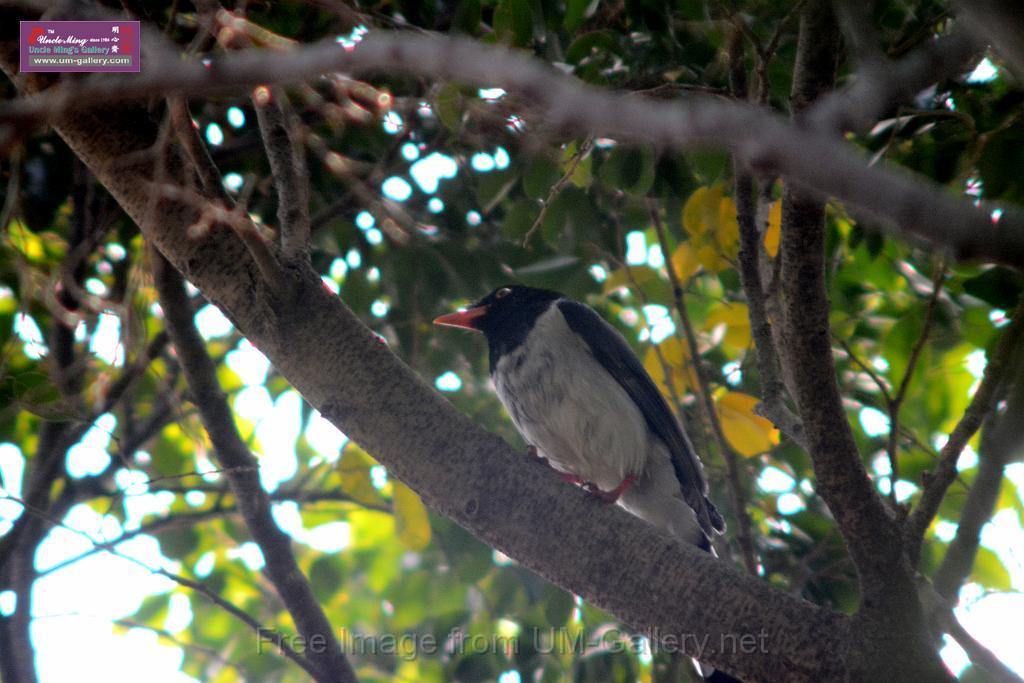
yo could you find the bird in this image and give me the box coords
[434,285,741,682]
[433,284,725,550]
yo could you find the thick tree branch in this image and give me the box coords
[778,4,947,680]
[780,0,900,598]
[152,252,356,683]
[810,18,981,133]
[1,22,1020,266]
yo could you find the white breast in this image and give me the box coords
[492,304,651,491]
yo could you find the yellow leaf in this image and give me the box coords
[393,481,432,550]
[681,185,723,238]
[695,242,725,273]
[716,197,739,260]
[715,391,779,456]
[705,302,751,354]
[670,242,701,281]
[6,220,46,263]
[338,444,387,508]
[765,201,781,257]
[643,337,698,397]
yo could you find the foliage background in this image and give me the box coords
[1,0,1023,681]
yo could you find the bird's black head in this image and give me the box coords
[434,285,562,366]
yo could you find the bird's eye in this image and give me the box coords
[495,287,512,299]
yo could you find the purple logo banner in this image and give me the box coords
[20,21,141,73]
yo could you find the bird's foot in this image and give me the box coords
[528,447,586,485]
[582,475,637,504]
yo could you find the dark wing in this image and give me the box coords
[558,300,725,535]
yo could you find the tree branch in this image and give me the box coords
[0,6,969,678]
[777,5,944,678]
[6,69,862,683]
[809,18,981,134]
[253,87,311,262]
[931,418,1005,600]
[955,0,1024,83]
[151,251,356,683]
[650,204,758,576]
[727,30,808,452]
[937,608,1024,683]
[906,295,1024,562]
[779,0,901,596]
[135,563,321,679]
[932,338,1024,600]
[2,25,1020,266]
[887,261,945,501]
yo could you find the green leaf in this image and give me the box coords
[309,555,343,602]
[523,155,561,200]
[435,84,464,131]
[501,199,540,240]
[686,150,728,183]
[562,141,593,189]
[962,267,1024,309]
[133,592,170,625]
[159,527,200,559]
[543,585,574,626]
[493,0,532,46]
[565,30,619,65]
[452,0,482,34]
[565,0,597,32]
[598,146,655,196]
[338,443,387,507]
[971,546,1011,591]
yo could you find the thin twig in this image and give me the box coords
[522,137,593,248]
[727,25,807,453]
[649,202,758,575]
[152,251,356,683]
[835,337,892,402]
[169,96,228,199]
[932,338,1024,599]
[937,608,1024,683]
[906,294,1024,563]
[147,564,320,678]
[254,86,311,262]
[886,260,945,500]
[0,146,22,233]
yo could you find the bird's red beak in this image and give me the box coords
[433,305,488,331]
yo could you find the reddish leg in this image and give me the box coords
[582,474,638,504]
